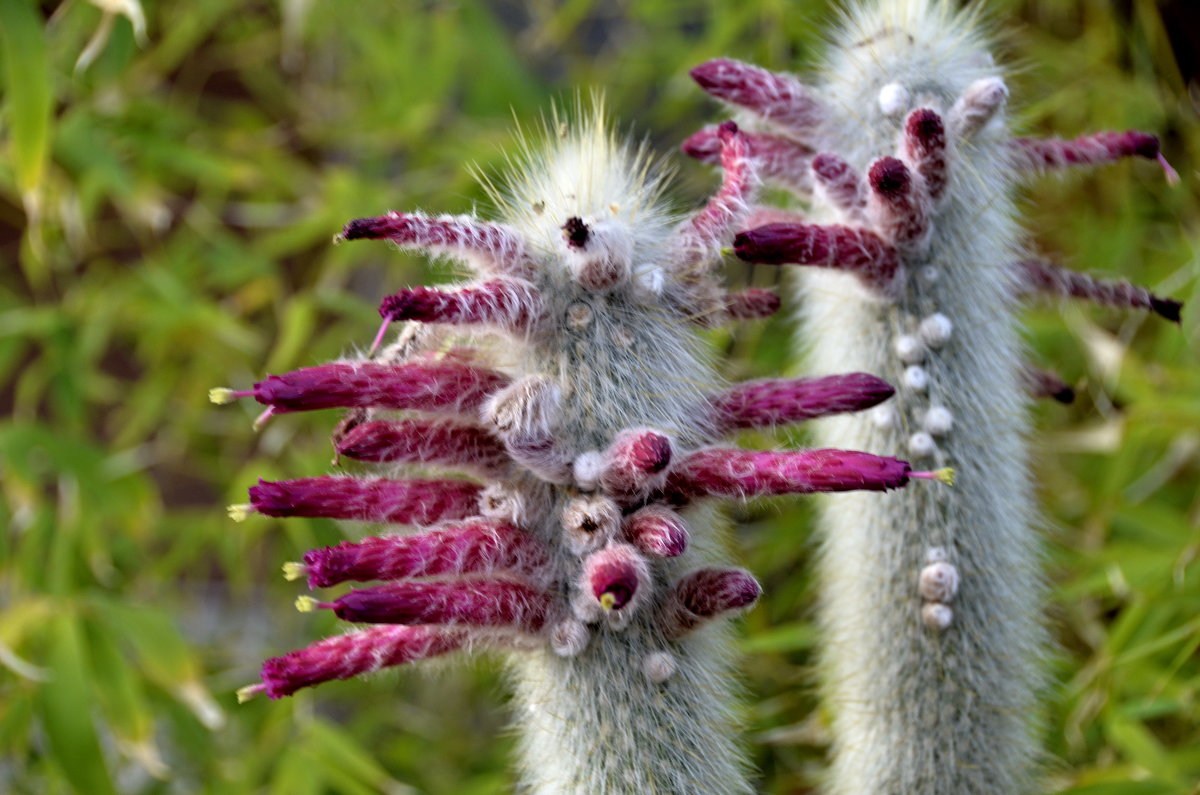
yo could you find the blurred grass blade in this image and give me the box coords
[0,0,52,196]
[37,613,118,795]
[86,622,167,778]
[305,719,414,795]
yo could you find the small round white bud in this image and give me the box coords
[878,82,910,116]
[642,651,677,683]
[908,431,936,457]
[920,265,940,283]
[922,602,954,631]
[923,406,954,436]
[572,451,605,490]
[919,313,953,347]
[871,403,898,429]
[903,365,928,392]
[893,334,925,364]
[919,561,960,602]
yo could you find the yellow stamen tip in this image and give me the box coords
[209,387,236,405]
[934,467,956,486]
[227,504,252,522]
[282,562,306,582]
[236,684,263,704]
[295,596,319,613]
[599,592,617,611]
[719,246,735,257]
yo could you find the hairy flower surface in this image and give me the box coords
[216,102,947,793]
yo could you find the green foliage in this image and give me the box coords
[1,0,1195,791]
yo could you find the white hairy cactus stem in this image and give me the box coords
[798,8,1040,791]
[698,0,1184,785]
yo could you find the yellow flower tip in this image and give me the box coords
[719,246,735,258]
[295,595,320,613]
[227,504,252,522]
[599,592,617,611]
[236,684,265,704]
[934,467,956,486]
[209,387,236,405]
[282,562,306,582]
[331,232,345,246]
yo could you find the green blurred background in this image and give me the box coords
[1,0,1197,792]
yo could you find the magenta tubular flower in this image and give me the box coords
[376,279,541,333]
[712,373,895,432]
[689,58,824,137]
[299,518,547,588]
[622,506,689,558]
[683,125,814,193]
[246,476,482,526]
[1010,130,1178,182]
[734,222,900,293]
[811,152,865,216]
[1021,365,1076,404]
[321,579,550,631]
[255,625,467,699]
[724,287,781,320]
[867,156,929,250]
[665,568,762,638]
[666,448,915,501]
[902,109,949,201]
[597,429,672,501]
[579,543,650,624]
[334,417,510,474]
[342,211,533,279]
[221,361,510,416]
[1015,259,1182,322]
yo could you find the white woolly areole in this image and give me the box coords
[571,450,605,490]
[921,602,954,631]
[919,312,953,347]
[902,365,928,391]
[560,495,621,556]
[907,431,936,457]
[878,82,910,116]
[925,546,949,563]
[642,651,678,683]
[923,405,954,435]
[550,619,591,657]
[919,560,960,602]
[893,334,925,363]
[871,403,898,429]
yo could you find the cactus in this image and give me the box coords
[213,105,955,792]
[688,1,1182,792]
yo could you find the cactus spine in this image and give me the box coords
[689,1,1180,792]
[218,105,949,792]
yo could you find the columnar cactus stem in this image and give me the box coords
[690,1,1181,791]
[217,105,954,793]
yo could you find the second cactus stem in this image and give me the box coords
[689,0,1181,792]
